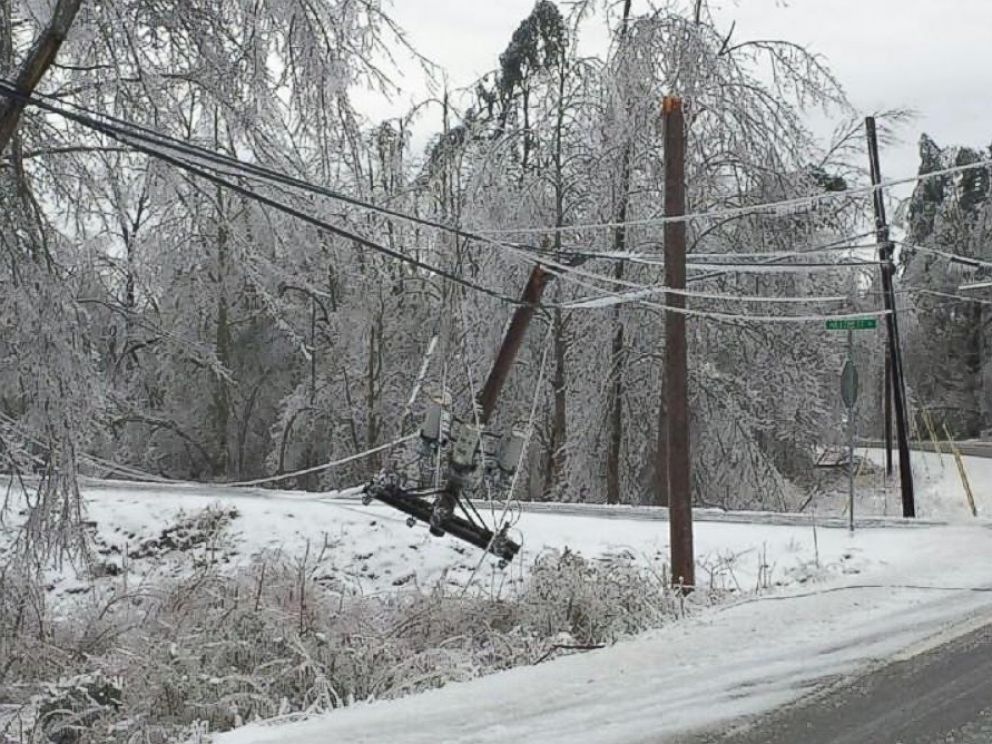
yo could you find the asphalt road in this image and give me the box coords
[688,620,992,744]
[861,439,992,459]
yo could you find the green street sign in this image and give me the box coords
[826,318,877,331]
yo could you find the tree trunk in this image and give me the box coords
[0,0,12,80]
[546,58,569,498]
[605,299,625,504]
[0,0,82,156]
[213,209,231,476]
[549,306,568,494]
[605,148,633,504]
[605,0,633,506]
[366,310,383,466]
[211,113,232,477]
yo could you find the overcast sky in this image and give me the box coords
[360,0,992,197]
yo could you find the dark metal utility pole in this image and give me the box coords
[866,116,915,517]
[660,96,694,589]
[884,351,893,475]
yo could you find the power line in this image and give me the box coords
[21,81,875,282]
[0,80,883,278]
[910,288,992,306]
[568,285,851,307]
[560,240,880,264]
[688,243,879,260]
[898,240,992,272]
[492,229,872,306]
[225,434,417,487]
[13,77,990,331]
[479,154,992,235]
[0,80,917,278]
[687,232,877,285]
[687,261,882,272]
[2,84,905,324]
[0,83,526,305]
[566,288,893,322]
[0,79,556,260]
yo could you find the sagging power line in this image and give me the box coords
[0,83,904,324]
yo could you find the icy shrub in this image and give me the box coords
[0,566,63,699]
[519,549,680,644]
[1,544,692,742]
[34,673,122,744]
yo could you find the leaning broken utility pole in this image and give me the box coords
[660,96,694,590]
[363,264,552,565]
[865,116,915,517]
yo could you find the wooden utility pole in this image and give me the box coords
[430,262,551,536]
[476,264,551,421]
[660,96,694,590]
[866,116,915,517]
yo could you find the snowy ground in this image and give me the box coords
[0,473,935,604]
[219,525,992,744]
[215,450,992,744]
[4,447,992,743]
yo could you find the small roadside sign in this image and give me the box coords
[826,318,877,331]
[840,360,859,408]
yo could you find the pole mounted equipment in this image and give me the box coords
[362,264,552,566]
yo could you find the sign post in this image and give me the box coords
[840,332,859,532]
[828,318,873,531]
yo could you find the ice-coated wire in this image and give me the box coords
[0,82,523,305]
[911,288,992,307]
[479,159,992,236]
[0,83,906,324]
[495,237,864,306]
[573,241,879,264]
[225,435,418,487]
[0,409,415,489]
[899,241,992,271]
[567,285,850,307]
[0,80,890,274]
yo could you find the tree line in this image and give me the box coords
[1,0,912,555]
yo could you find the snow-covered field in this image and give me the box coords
[7,475,932,602]
[4,447,992,743]
[212,450,992,744]
[221,524,992,744]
